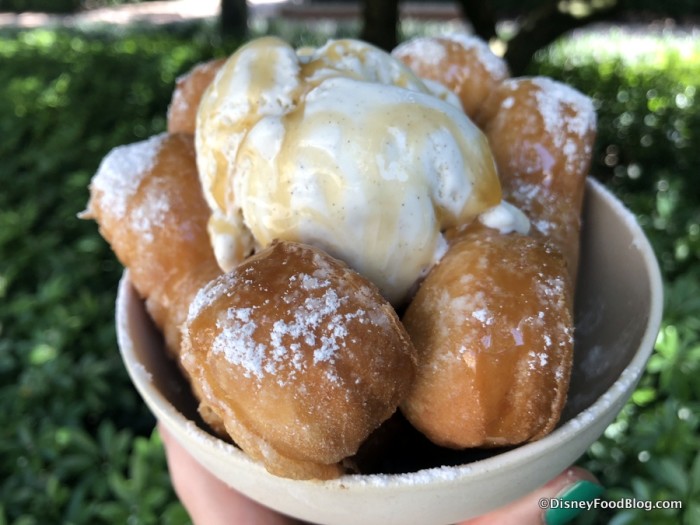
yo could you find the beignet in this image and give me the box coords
[180,240,417,479]
[402,227,573,448]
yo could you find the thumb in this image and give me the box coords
[461,467,604,525]
[158,423,300,525]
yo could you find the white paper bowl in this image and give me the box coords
[116,177,663,525]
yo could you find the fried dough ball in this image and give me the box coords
[401,227,573,448]
[478,77,596,280]
[83,133,221,355]
[167,58,226,135]
[180,240,417,479]
[392,35,510,121]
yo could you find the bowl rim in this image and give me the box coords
[116,176,664,491]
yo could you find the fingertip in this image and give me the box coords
[546,466,601,493]
[541,469,604,525]
[460,467,603,525]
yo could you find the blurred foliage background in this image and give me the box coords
[1,1,699,524]
[0,0,154,13]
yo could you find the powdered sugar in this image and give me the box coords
[299,273,331,291]
[534,219,555,236]
[510,182,541,203]
[492,77,596,179]
[501,96,514,109]
[129,180,171,242]
[392,37,446,66]
[187,276,232,322]
[352,463,470,486]
[532,77,596,141]
[471,308,491,324]
[393,34,509,80]
[446,34,509,79]
[90,133,167,219]
[167,81,190,122]
[131,360,152,383]
[270,286,348,374]
[504,182,555,237]
[528,77,597,174]
[536,273,567,301]
[212,307,267,378]
[527,350,550,371]
[196,267,380,387]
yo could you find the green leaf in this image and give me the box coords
[608,510,639,525]
[684,502,700,525]
[63,482,87,524]
[631,387,657,406]
[129,442,149,493]
[160,502,190,525]
[690,451,700,495]
[93,501,128,522]
[630,476,653,501]
[655,458,690,496]
[108,471,133,504]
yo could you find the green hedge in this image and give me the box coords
[1,23,698,524]
[534,30,700,525]
[0,26,236,524]
[535,29,700,279]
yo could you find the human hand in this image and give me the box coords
[159,423,603,525]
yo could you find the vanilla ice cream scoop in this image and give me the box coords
[196,37,517,304]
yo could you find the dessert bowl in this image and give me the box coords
[116,177,663,525]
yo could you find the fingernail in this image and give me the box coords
[544,480,605,525]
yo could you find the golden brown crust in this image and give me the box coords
[167,58,226,135]
[180,240,417,479]
[478,77,596,281]
[86,36,598,478]
[84,133,221,354]
[392,35,510,122]
[401,228,573,448]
